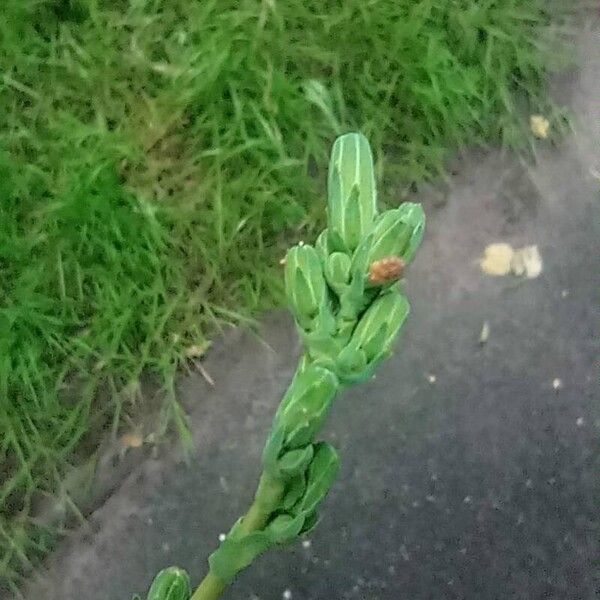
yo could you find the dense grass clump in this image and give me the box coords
[0,0,568,589]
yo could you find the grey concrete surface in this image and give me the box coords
[16,27,599,600]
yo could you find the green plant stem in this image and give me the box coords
[190,573,226,600]
[190,473,285,600]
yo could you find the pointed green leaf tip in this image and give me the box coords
[284,244,327,329]
[327,132,378,252]
[146,567,191,600]
[350,292,410,364]
[368,202,425,265]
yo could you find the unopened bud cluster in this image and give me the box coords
[139,134,425,600]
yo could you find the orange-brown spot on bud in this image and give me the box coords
[368,256,406,285]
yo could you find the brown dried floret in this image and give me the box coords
[368,256,405,285]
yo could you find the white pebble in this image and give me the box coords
[463,495,472,504]
[561,289,569,298]
[552,378,562,390]
[302,539,311,549]
[576,417,584,427]
[426,373,437,384]
[282,590,292,600]
[218,533,226,542]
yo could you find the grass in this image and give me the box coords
[0,0,570,591]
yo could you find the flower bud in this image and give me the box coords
[275,365,339,449]
[295,442,340,515]
[284,244,327,328]
[351,292,410,363]
[368,203,425,265]
[277,445,315,478]
[146,567,191,600]
[324,251,351,295]
[335,343,368,381]
[315,229,330,263]
[327,133,378,252]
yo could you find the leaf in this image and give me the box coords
[208,521,272,585]
[282,475,307,510]
[299,511,320,535]
[277,445,314,478]
[265,513,305,544]
[296,443,340,515]
[262,425,286,475]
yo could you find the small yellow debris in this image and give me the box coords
[185,344,206,358]
[530,115,550,139]
[510,245,543,279]
[479,321,490,344]
[480,243,514,276]
[121,433,144,449]
[480,243,543,279]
